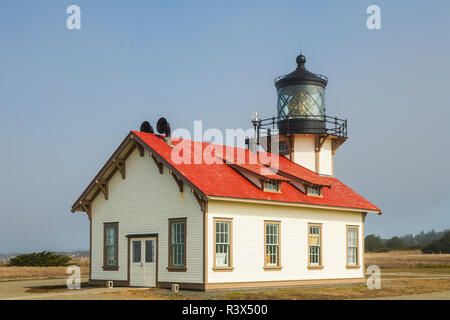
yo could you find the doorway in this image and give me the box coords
[129,237,157,287]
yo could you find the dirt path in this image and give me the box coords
[369,290,450,300]
[0,278,141,300]
[1,273,449,300]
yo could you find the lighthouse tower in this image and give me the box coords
[251,55,347,176]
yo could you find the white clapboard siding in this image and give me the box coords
[91,148,203,283]
[208,200,364,283]
[318,138,333,176]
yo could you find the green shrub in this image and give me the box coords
[8,251,71,267]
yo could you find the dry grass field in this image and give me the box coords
[1,251,449,299]
[0,258,89,281]
[365,250,450,269]
[107,250,450,300]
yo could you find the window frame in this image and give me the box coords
[307,186,322,197]
[308,223,323,269]
[264,221,282,270]
[168,218,187,272]
[263,180,281,193]
[213,217,234,271]
[103,222,119,271]
[132,240,141,263]
[346,225,360,268]
[279,141,289,154]
[145,239,155,263]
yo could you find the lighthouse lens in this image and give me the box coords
[277,84,326,120]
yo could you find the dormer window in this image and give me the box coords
[264,181,280,192]
[307,186,321,196]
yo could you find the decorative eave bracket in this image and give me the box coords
[131,136,145,157]
[112,158,126,179]
[315,134,328,152]
[170,170,184,192]
[150,151,163,174]
[191,188,207,213]
[95,180,108,200]
[79,201,92,219]
[331,137,347,155]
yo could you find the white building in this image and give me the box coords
[71,55,381,290]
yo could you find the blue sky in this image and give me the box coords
[0,1,449,252]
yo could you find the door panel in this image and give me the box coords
[130,237,157,287]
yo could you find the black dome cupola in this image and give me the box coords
[274,55,328,89]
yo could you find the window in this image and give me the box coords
[168,218,186,271]
[308,224,322,268]
[279,141,289,153]
[132,241,141,263]
[213,218,233,270]
[145,240,155,263]
[264,221,281,270]
[307,186,321,196]
[347,226,359,267]
[103,222,118,270]
[264,181,280,192]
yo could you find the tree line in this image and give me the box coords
[365,229,450,253]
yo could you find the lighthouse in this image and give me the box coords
[250,55,347,176]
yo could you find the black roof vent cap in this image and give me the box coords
[156,117,174,147]
[140,121,154,134]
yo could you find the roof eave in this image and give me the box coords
[207,195,381,214]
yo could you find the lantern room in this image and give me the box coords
[247,54,348,176]
[274,54,328,135]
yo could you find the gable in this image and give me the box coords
[71,132,207,217]
[92,147,202,217]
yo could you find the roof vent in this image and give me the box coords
[156,117,173,146]
[140,121,154,133]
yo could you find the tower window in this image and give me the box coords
[264,181,280,192]
[307,186,321,196]
[279,142,289,153]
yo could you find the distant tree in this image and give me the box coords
[385,236,404,249]
[8,251,71,267]
[365,234,384,252]
[414,229,448,245]
[423,231,450,254]
[399,233,416,245]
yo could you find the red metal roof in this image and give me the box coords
[227,163,292,182]
[133,131,381,214]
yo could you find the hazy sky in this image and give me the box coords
[0,1,449,253]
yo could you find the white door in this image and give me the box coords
[130,237,156,287]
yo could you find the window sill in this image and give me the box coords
[307,265,324,270]
[263,189,282,193]
[102,265,119,271]
[346,265,361,269]
[263,266,283,271]
[167,266,187,272]
[212,267,235,272]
